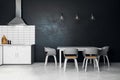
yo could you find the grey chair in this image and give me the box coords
[44,47,57,66]
[98,46,110,67]
[82,48,100,72]
[63,48,79,72]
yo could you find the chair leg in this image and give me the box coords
[85,59,88,72]
[95,59,100,72]
[64,58,68,72]
[98,56,100,63]
[74,59,79,72]
[103,56,106,64]
[105,55,110,67]
[53,55,57,66]
[45,55,49,66]
[93,59,96,68]
[82,58,86,69]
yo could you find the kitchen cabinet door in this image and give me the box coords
[3,46,18,64]
[16,46,31,64]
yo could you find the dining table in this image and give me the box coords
[57,46,101,68]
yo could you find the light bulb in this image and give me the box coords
[91,13,95,20]
[75,14,79,20]
[60,13,64,20]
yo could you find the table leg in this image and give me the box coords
[90,54,92,64]
[59,50,62,68]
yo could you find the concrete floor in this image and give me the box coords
[0,63,120,80]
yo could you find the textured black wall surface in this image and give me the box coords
[0,0,120,62]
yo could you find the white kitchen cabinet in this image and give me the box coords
[3,45,31,64]
[0,46,2,65]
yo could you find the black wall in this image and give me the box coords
[0,0,120,62]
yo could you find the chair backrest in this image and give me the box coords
[44,47,56,55]
[101,46,109,55]
[63,48,78,57]
[83,48,98,55]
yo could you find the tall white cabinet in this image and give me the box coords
[3,45,31,64]
[0,46,2,65]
